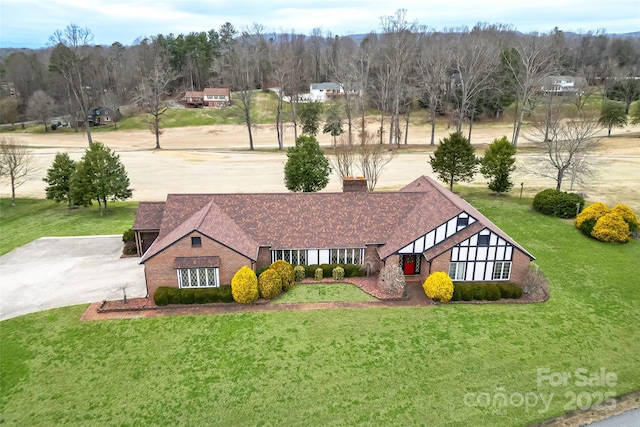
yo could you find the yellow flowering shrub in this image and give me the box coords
[258,268,282,299]
[592,212,632,243]
[422,272,454,303]
[270,260,295,291]
[231,266,259,304]
[610,204,639,232]
[575,202,609,236]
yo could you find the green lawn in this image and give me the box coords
[272,283,377,304]
[0,198,138,256]
[1,190,639,426]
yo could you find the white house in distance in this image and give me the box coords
[309,82,344,101]
[539,76,587,95]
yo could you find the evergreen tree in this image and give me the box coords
[43,152,76,206]
[322,102,344,145]
[480,136,516,194]
[598,102,627,136]
[298,102,323,136]
[284,135,330,192]
[71,142,132,214]
[429,132,478,191]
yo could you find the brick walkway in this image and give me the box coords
[81,282,433,321]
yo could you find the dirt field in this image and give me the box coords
[3,121,640,211]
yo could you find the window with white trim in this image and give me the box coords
[448,262,467,280]
[493,262,511,280]
[177,268,219,288]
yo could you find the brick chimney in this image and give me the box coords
[343,176,368,192]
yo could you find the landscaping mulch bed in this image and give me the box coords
[299,276,406,300]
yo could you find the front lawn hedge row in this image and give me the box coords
[304,264,366,278]
[154,286,233,306]
[451,282,522,301]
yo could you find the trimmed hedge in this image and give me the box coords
[451,282,523,301]
[305,263,365,278]
[314,268,323,281]
[332,266,345,281]
[533,189,584,218]
[122,228,136,243]
[294,265,306,282]
[154,286,233,306]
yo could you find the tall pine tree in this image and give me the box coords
[43,152,76,206]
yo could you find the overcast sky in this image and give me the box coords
[1,0,639,49]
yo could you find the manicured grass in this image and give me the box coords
[272,283,377,304]
[1,189,639,426]
[0,198,138,256]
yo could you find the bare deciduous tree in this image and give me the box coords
[134,40,179,149]
[26,90,56,132]
[525,110,603,190]
[328,135,356,181]
[503,34,559,146]
[49,24,96,146]
[357,132,397,190]
[0,138,33,206]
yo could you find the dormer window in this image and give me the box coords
[191,236,201,247]
[457,216,469,227]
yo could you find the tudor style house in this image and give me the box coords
[132,176,534,299]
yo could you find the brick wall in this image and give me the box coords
[510,250,531,285]
[144,231,252,298]
[256,247,271,270]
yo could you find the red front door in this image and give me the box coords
[403,255,415,275]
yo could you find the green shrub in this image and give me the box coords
[231,266,259,304]
[460,283,474,301]
[485,284,501,301]
[167,288,181,304]
[533,189,584,218]
[511,284,523,299]
[498,283,513,299]
[258,268,283,299]
[314,268,323,281]
[216,285,233,303]
[270,260,295,291]
[306,264,319,277]
[180,289,195,304]
[194,289,207,304]
[332,266,345,281]
[422,272,454,302]
[320,264,333,278]
[451,283,462,301]
[256,265,270,277]
[345,264,365,277]
[154,287,168,306]
[473,284,486,300]
[122,228,136,243]
[122,241,137,255]
[294,265,306,282]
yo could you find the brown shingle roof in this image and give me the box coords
[184,91,203,99]
[203,88,230,96]
[132,202,165,230]
[138,176,534,264]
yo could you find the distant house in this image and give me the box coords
[309,82,343,101]
[87,106,117,126]
[203,88,231,108]
[539,76,587,95]
[183,91,204,108]
[132,176,535,300]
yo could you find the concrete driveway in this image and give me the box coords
[0,235,146,321]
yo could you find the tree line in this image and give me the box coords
[1,11,639,148]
